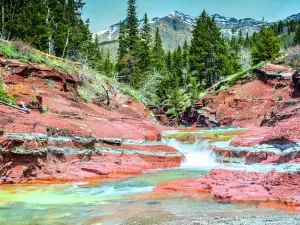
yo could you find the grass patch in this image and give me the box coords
[163,132,192,140]
[43,80,59,89]
[0,89,16,104]
[227,61,267,87]
[0,43,21,58]
[0,41,80,76]
[199,132,235,141]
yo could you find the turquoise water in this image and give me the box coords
[0,168,290,225]
[0,129,297,224]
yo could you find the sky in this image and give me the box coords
[82,0,300,33]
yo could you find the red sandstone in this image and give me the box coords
[155,169,300,209]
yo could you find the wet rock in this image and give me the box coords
[155,167,300,207]
[81,167,109,175]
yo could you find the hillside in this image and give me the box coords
[0,41,182,184]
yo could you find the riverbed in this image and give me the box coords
[0,128,299,225]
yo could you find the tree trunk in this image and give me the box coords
[46,7,52,55]
[7,0,17,40]
[62,29,70,58]
[1,4,4,39]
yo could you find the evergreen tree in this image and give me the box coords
[117,0,141,86]
[152,28,165,72]
[251,26,280,64]
[103,49,114,76]
[79,34,103,70]
[172,45,183,85]
[116,21,128,75]
[182,40,190,85]
[277,20,284,34]
[164,78,190,118]
[165,50,172,73]
[237,30,244,45]
[190,10,240,87]
[0,0,92,60]
[182,40,190,68]
[244,33,251,48]
[126,0,139,54]
[139,13,152,73]
[14,0,50,51]
[117,21,128,60]
[293,26,300,46]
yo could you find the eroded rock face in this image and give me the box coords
[213,143,300,164]
[181,64,300,144]
[0,57,164,141]
[292,71,300,97]
[0,57,184,184]
[155,168,300,207]
[0,133,183,184]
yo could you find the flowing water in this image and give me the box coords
[0,128,298,225]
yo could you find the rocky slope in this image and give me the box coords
[154,63,300,210]
[0,58,182,184]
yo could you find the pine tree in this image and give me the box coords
[103,49,114,76]
[79,34,103,70]
[293,26,300,46]
[116,21,128,75]
[165,50,172,73]
[277,20,284,34]
[164,77,190,118]
[190,10,240,87]
[182,40,190,85]
[139,13,152,73]
[152,28,165,72]
[244,33,251,48]
[251,26,280,64]
[117,21,128,61]
[14,0,50,51]
[172,45,183,85]
[117,0,141,87]
[126,0,139,54]
[238,30,244,45]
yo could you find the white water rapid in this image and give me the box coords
[165,138,217,169]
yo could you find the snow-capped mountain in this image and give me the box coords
[284,13,300,22]
[95,11,297,59]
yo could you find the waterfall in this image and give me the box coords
[165,138,217,169]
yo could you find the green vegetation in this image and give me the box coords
[1,0,299,118]
[294,26,300,45]
[0,43,21,58]
[163,132,192,140]
[251,26,281,64]
[0,70,15,104]
[0,89,16,104]
[190,11,241,87]
[227,61,267,87]
[43,80,59,89]
[41,106,49,114]
[199,133,235,141]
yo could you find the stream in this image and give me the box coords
[0,128,298,225]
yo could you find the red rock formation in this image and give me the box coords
[155,64,300,211]
[0,58,182,184]
[155,169,300,208]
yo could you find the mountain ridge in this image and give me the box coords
[95,11,299,59]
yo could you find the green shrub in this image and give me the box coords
[19,58,29,63]
[41,106,49,114]
[0,43,21,59]
[0,89,17,104]
[43,80,59,89]
[29,54,43,63]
